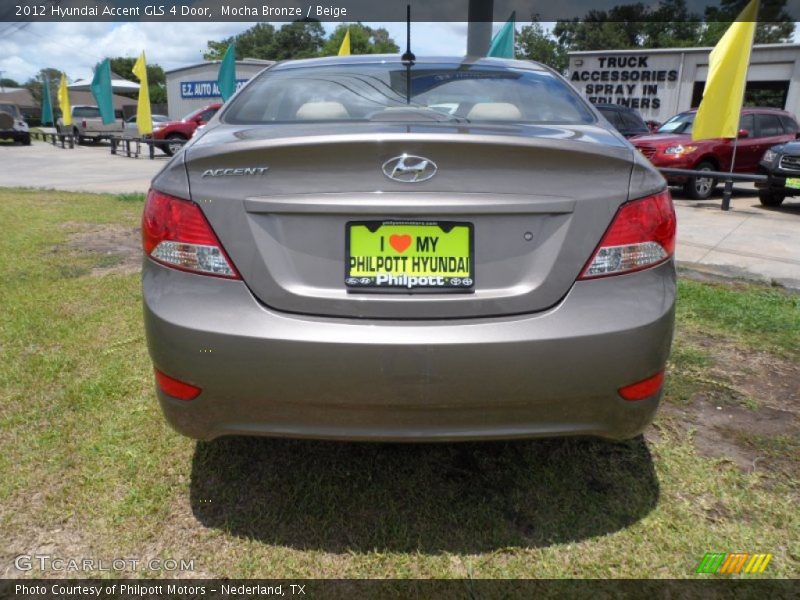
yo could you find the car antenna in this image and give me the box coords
[401,4,415,105]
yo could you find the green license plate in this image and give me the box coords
[346,221,474,290]
[785,177,800,190]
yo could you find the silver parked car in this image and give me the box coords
[142,56,676,442]
[124,113,169,136]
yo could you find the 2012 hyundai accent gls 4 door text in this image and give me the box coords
[142,56,676,442]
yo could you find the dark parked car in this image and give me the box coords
[755,140,800,206]
[0,102,30,144]
[631,107,799,199]
[595,104,651,138]
[142,56,676,442]
[645,120,661,133]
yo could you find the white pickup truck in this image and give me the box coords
[56,105,124,143]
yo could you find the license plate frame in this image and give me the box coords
[345,220,474,292]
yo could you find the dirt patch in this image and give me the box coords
[660,334,800,476]
[60,223,141,276]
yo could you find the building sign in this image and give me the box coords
[570,55,679,110]
[180,79,248,99]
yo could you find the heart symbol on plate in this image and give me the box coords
[389,234,412,253]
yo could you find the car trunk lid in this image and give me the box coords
[184,123,634,319]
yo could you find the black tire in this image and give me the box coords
[72,127,84,145]
[758,190,785,207]
[21,133,31,145]
[163,133,186,156]
[683,160,718,200]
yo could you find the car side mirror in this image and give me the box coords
[738,129,749,138]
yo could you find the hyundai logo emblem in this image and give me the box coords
[382,154,437,183]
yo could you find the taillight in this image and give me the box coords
[81,119,87,128]
[142,189,240,279]
[155,369,201,401]
[618,370,665,401]
[579,189,676,279]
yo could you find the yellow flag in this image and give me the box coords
[57,73,72,126]
[338,28,351,56]
[58,73,72,127]
[132,51,153,136]
[692,0,759,140]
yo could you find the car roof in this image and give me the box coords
[683,106,792,116]
[269,55,548,72]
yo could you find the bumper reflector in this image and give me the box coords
[155,369,201,401]
[618,370,665,401]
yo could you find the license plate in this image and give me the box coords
[786,177,800,189]
[346,221,474,290]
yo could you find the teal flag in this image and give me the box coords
[90,58,115,125]
[487,12,516,58]
[40,76,53,125]
[217,43,236,101]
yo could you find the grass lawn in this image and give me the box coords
[0,188,798,579]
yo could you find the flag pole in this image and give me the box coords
[721,6,758,211]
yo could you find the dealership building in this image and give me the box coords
[164,59,274,119]
[568,43,800,123]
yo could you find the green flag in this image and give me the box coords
[40,75,54,125]
[217,43,236,101]
[487,12,516,58]
[90,58,115,125]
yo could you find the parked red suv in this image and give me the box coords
[631,107,799,199]
[152,103,221,156]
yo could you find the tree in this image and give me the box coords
[203,21,328,61]
[516,20,568,72]
[641,0,704,48]
[203,23,277,61]
[554,0,793,52]
[321,23,399,56]
[0,77,20,89]
[554,18,637,52]
[553,2,704,50]
[108,57,167,104]
[701,0,794,45]
[272,20,326,60]
[23,68,62,105]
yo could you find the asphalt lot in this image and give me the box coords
[2,139,799,289]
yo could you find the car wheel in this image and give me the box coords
[72,128,84,145]
[164,134,186,156]
[22,133,31,145]
[758,190,785,207]
[684,161,717,200]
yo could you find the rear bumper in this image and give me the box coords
[0,130,28,140]
[143,259,676,442]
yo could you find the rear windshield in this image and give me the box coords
[0,103,20,118]
[223,63,595,125]
[73,106,100,118]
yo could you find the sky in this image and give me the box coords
[0,21,478,84]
